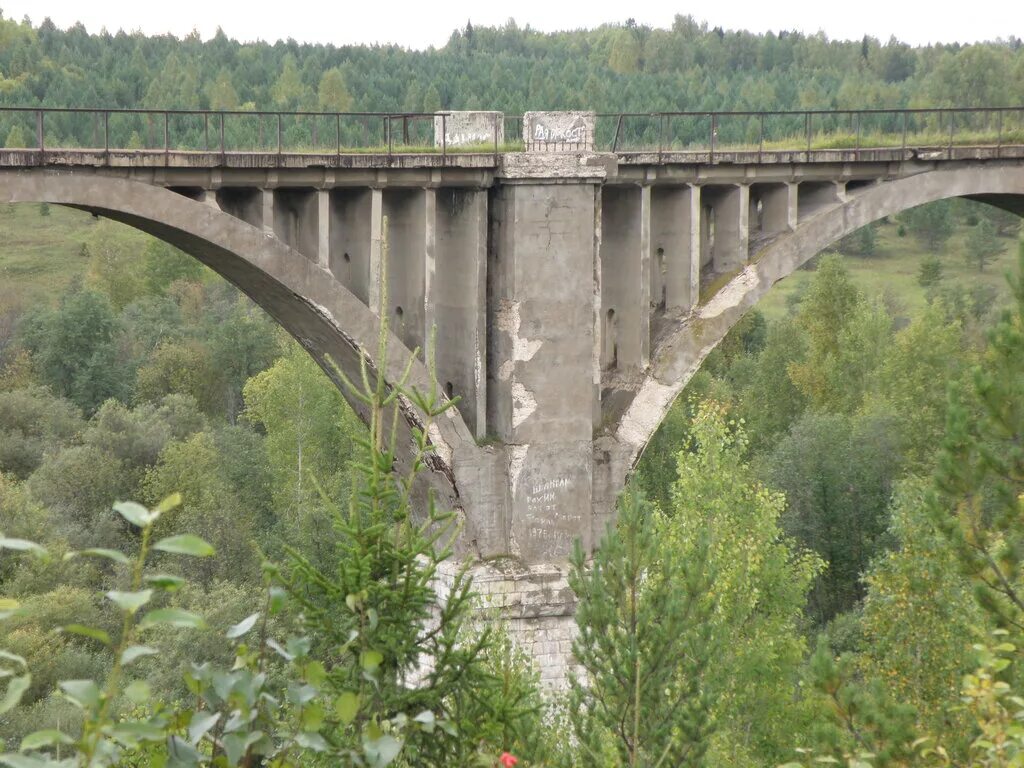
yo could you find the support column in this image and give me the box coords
[261,189,274,237]
[489,180,598,561]
[429,188,488,438]
[706,184,749,274]
[382,189,426,354]
[639,185,651,368]
[317,189,330,269]
[760,182,797,234]
[328,189,374,305]
[599,185,647,371]
[652,184,700,312]
[368,188,383,314]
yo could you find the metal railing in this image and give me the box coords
[0,107,506,162]
[597,107,1024,160]
[1,105,1023,163]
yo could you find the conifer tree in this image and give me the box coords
[568,489,716,767]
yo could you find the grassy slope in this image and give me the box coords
[0,204,96,312]
[757,218,1022,320]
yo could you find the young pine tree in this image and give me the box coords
[568,489,716,768]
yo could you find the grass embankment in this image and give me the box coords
[756,218,1022,320]
[0,204,102,314]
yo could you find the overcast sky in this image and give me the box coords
[3,0,1021,49]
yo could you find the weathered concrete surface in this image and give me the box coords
[524,111,596,152]
[5,152,1024,688]
[433,111,504,148]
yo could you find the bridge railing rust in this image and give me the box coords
[2,105,1024,164]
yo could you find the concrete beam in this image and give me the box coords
[651,185,700,312]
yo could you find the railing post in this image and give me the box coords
[441,113,447,162]
[902,110,908,154]
[277,113,282,157]
[997,110,1004,158]
[855,112,861,160]
[948,110,955,159]
[387,115,393,163]
[612,114,623,153]
[103,111,109,157]
[658,113,666,163]
[493,112,499,163]
[204,114,209,151]
[758,113,764,162]
[709,113,716,163]
[219,113,225,158]
[805,111,811,159]
[36,109,44,155]
[336,114,341,156]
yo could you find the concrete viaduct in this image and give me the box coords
[3,107,1023,683]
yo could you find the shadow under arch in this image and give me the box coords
[0,169,478,513]
[616,164,1024,474]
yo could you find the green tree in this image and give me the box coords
[204,67,239,110]
[568,488,716,767]
[317,67,352,112]
[242,343,360,566]
[141,239,204,296]
[608,29,642,74]
[965,217,1004,272]
[859,479,982,748]
[900,201,955,251]
[766,410,900,624]
[918,254,943,289]
[658,401,822,765]
[18,286,131,414]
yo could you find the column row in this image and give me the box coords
[600,180,849,373]
[215,185,488,438]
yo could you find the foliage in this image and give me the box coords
[568,488,716,767]
[658,402,823,766]
[900,201,955,252]
[964,218,1004,273]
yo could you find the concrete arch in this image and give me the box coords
[615,164,1024,471]
[0,170,478,512]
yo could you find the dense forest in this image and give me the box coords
[0,14,1023,768]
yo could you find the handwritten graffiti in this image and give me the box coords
[532,121,587,144]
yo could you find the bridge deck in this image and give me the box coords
[2,144,1022,171]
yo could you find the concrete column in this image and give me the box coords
[707,184,748,274]
[317,189,330,269]
[600,185,647,371]
[328,189,373,305]
[261,189,274,237]
[489,181,598,561]
[423,187,437,353]
[215,188,263,229]
[651,185,700,312]
[760,182,797,234]
[368,188,383,314]
[428,188,488,438]
[639,185,651,368]
[382,188,427,354]
[797,180,842,221]
[272,188,318,261]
